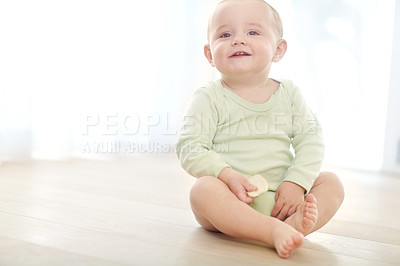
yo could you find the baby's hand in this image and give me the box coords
[218,168,257,204]
[271,181,305,221]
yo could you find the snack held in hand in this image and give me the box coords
[247,175,269,197]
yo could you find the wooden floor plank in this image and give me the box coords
[0,211,198,266]
[0,154,399,265]
[0,211,392,266]
[0,236,129,266]
[319,219,400,246]
[0,180,195,228]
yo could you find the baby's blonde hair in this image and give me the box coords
[207,0,283,42]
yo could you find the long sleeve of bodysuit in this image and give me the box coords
[282,81,324,193]
[176,86,230,178]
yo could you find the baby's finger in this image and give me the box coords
[237,190,253,204]
[244,181,258,192]
[287,205,297,217]
[277,205,289,221]
[271,201,283,217]
[240,177,253,188]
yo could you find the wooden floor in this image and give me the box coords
[0,153,399,265]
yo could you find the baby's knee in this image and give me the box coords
[318,172,345,200]
[190,176,217,193]
[190,176,220,203]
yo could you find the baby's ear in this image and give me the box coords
[272,39,287,62]
[204,44,215,67]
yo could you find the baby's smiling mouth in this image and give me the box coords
[230,51,251,57]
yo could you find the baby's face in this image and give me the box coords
[205,0,282,78]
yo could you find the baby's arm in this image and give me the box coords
[218,167,257,204]
[285,83,324,191]
[272,81,324,220]
[177,87,257,203]
[176,86,229,178]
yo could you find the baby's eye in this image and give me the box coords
[220,32,231,38]
[248,31,260,36]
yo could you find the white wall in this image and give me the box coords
[269,0,395,171]
[383,0,400,174]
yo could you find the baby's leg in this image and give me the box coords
[308,172,344,232]
[190,176,303,259]
[285,172,344,235]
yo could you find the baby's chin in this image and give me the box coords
[219,65,268,77]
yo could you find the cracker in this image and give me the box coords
[247,174,268,197]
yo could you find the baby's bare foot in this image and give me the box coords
[270,221,304,259]
[284,193,318,235]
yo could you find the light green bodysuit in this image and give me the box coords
[176,79,324,215]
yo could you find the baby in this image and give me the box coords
[176,0,344,259]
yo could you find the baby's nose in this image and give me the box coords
[232,36,247,46]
